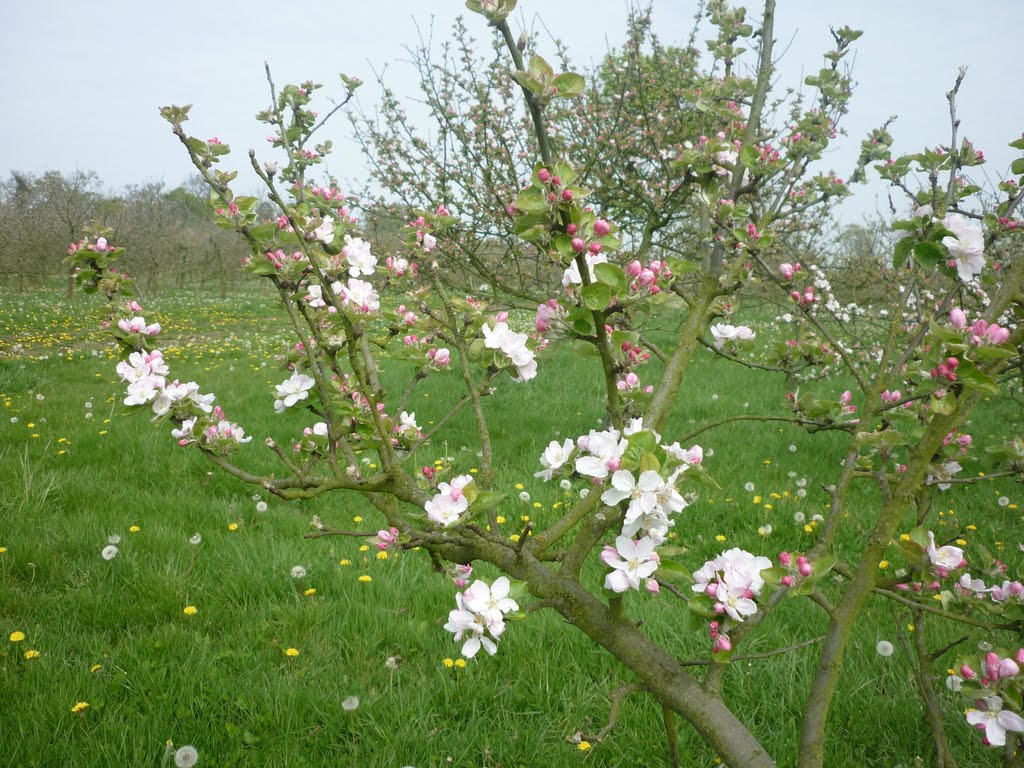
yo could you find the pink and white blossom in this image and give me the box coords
[425,474,474,527]
[966,696,1024,747]
[341,235,376,277]
[535,438,574,480]
[274,373,316,414]
[601,535,660,593]
[942,213,985,282]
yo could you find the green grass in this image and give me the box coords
[1,284,1021,767]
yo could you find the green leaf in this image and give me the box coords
[528,54,554,83]
[809,556,837,580]
[511,71,545,97]
[553,72,585,98]
[666,257,701,275]
[931,393,956,415]
[1012,157,1024,176]
[593,263,627,292]
[912,241,944,269]
[472,490,508,513]
[654,559,692,582]
[892,236,914,269]
[581,282,612,311]
[956,361,999,394]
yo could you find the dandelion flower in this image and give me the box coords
[71,701,90,714]
[385,656,401,670]
[876,640,894,657]
[454,659,467,669]
[255,501,268,513]
[342,696,360,712]
[129,525,140,533]
[189,533,202,545]
[358,575,372,583]
[23,649,40,660]
[443,658,454,668]
[174,745,199,768]
[744,482,755,492]
[999,496,1010,507]
[183,606,198,616]
[101,545,119,560]
[794,512,806,523]
[578,741,592,751]
[304,588,316,597]
[89,664,102,673]
[227,523,239,532]
[9,631,25,643]
[285,647,299,657]
[107,534,121,545]
[291,565,307,579]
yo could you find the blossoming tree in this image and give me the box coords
[69,1,1024,766]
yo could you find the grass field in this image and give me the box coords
[1,284,1021,767]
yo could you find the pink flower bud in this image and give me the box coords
[985,652,1000,680]
[839,390,852,406]
[637,269,657,287]
[496,311,509,323]
[561,189,573,202]
[537,168,551,183]
[797,556,812,577]
[571,238,586,252]
[588,241,603,254]
[646,579,660,594]
[779,551,792,567]
[999,658,1020,679]
[960,664,976,679]
[781,575,795,587]
[1015,648,1024,664]
[566,223,578,235]
[606,458,620,473]
[715,635,732,652]
[626,260,643,278]
[593,219,610,236]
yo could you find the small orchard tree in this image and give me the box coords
[70,2,1024,766]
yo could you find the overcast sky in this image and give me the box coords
[3,1,1021,223]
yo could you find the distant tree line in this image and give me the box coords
[0,170,253,297]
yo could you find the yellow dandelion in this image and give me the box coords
[339,559,352,566]
[509,534,521,543]
[353,516,363,523]
[899,533,911,541]
[183,606,198,616]
[469,468,478,474]
[907,624,915,632]
[804,524,814,534]
[753,495,762,504]
[0,547,6,554]
[358,575,372,583]
[715,534,726,542]
[878,560,889,569]
[454,658,467,669]
[23,649,40,660]
[359,545,369,552]
[496,516,506,524]
[443,658,454,668]
[285,647,299,657]
[956,539,967,546]
[90,664,102,673]
[304,588,316,596]
[376,551,388,560]
[228,523,239,532]
[9,631,25,643]
[532,502,541,509]
[578,741,592,751]
[129,525,140,533]
[71,701,90,714]
[514,483,524,490]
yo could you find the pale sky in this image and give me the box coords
[3,1,1021,223]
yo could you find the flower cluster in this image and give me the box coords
[425,475,475,527]
[482,319,537,382]
[443,577,519,658]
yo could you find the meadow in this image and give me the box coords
[1,284,1021,767]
